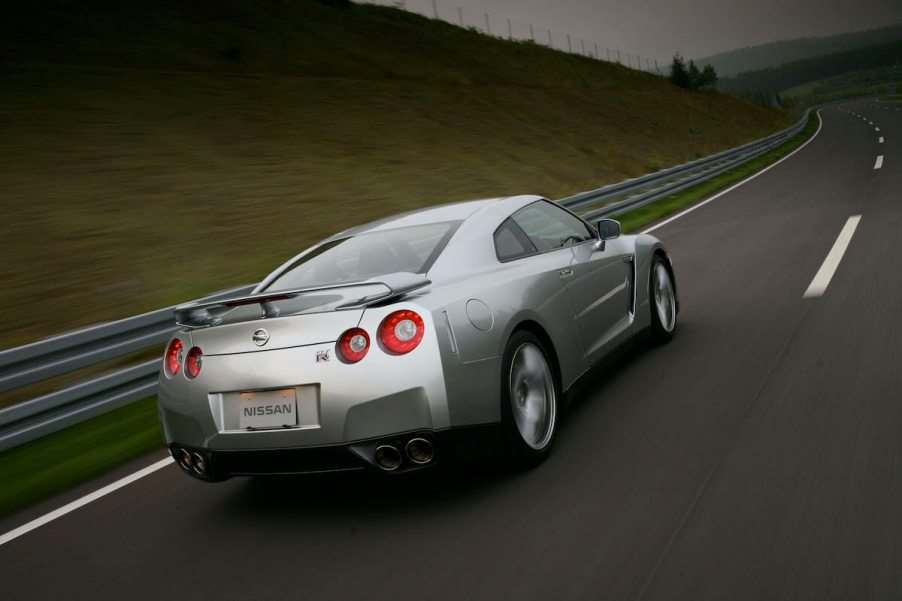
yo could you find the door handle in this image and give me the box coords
[559,268,574,278]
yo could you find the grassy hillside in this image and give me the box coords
[696,23,902,77]
[784,65,900,105]
[721,41,902,100]
[0,0,790,353]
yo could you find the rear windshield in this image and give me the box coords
[263,221,458,292]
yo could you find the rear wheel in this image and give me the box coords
[500,330,558,465]
[649,255,677,343]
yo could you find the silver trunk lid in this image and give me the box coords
[187,309,364,356]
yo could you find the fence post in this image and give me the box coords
[485,12,490,34]
[567,34,571,53]
[530,24,535,42]
[580,39,585,55]
[458,6,463,26]
[547,30,552,46]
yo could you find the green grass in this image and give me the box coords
[0,0,791,353]
[783,65,900,106]
[618,110,820,233]
[879,95,902,102]
[0,398,164,519]
[0,109,822,521]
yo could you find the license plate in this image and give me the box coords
[238,388,298,429]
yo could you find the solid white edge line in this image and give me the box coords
[0,457,173,547]
[874,155,884,169]
[642,110,823,235]
[803,216,862,298]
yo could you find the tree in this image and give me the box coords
[670,54,718,91]
[670,54,691,89]
[687,60,702,88]
[700,64,718,89]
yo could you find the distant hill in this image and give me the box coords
[783,64,900,105]
[696,24,902,77]
[719,40,902,105]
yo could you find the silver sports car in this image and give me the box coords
[158,195,678,480]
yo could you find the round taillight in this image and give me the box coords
[379,310,425,354]
[164,339,183,376]
[185,347,203,378]
[337,328,370,363]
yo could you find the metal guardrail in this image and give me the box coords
[558,110,810,219]
[0,286,254,451]
[0,110,813,451]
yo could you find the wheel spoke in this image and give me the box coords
[508,342,556,450]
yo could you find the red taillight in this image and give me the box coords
[185,347,203,378]
[165,339,183,376]
[379,310,424,355]
[337,328,370,363]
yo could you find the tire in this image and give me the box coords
[500,330,559,466]
[649,255,677,343]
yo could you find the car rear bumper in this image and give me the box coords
[168,424,504,481]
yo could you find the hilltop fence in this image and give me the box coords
[363,0,668,75]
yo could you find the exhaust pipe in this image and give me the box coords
[191,452,208,475]
[373,444,402,471]
[176,447,193,471]
[405,438,435,465]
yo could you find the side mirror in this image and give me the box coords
[595,219,621,250]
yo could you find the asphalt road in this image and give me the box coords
[1,99,899,600]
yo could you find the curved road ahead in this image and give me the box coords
[1,99,900,600]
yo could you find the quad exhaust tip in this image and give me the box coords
[405,438,435,465]
[173,447,208,476]
[373,444,402,471]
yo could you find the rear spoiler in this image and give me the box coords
[173,273,431,328]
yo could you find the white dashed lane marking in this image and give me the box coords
[804,216,862,299]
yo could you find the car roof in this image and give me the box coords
[330,198,507,239]
[256,195,548,293]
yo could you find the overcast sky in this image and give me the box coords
[382,0,901,62]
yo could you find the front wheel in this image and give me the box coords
[500,330,559,466]
[649,256,677,343]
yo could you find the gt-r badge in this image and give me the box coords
[316,349,330,363]
[252,329,270,346]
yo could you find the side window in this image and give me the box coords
[494,218,538,262]
[511,201,595,252]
